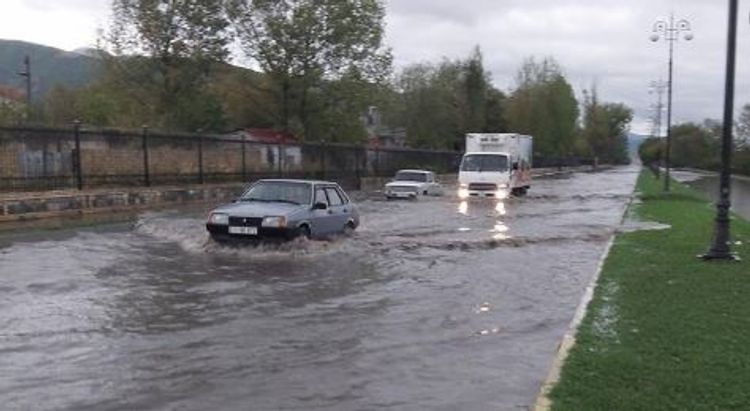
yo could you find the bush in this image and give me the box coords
[638,137,663,165]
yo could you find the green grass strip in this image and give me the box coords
[550,170,750,411]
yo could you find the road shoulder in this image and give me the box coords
[539,170,750,410]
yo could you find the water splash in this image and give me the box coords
[132,213,352,260]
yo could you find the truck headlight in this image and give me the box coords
[459,183,468,189]
[458,188,469,199]
[262,216,287,228]
[495,189,509,199]
[208,212,228,225]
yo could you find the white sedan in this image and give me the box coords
[384,170,444,200]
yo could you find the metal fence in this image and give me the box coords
[0,125,462,192]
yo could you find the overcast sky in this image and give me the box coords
[1,0,749,134]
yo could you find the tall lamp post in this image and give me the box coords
[702,0,740,261]
[650,14,693,192]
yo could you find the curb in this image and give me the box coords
[533,189,636,411]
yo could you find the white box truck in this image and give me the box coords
[458,133,533,199]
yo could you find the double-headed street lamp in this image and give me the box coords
[650,14,693,192]
[702,0,740,261]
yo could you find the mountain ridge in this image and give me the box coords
[0,39,100,101]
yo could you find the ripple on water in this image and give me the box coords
[0,167,641,411]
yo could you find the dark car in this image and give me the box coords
[206,179,359,242]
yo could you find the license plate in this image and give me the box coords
[228,226,258,235]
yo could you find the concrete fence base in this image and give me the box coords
[0,183,246,230]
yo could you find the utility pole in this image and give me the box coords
[17,55,31,122]
[649,80,667,138]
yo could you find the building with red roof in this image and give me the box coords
[232,128,298,145]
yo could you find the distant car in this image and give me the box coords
[384,170,443,200]
[206,179,359,242]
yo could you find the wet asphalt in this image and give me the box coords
[0,166,638,411]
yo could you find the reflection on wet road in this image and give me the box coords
[0,167,638,411]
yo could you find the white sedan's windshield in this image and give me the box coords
[241,182,312,205]
[460,154,509,172]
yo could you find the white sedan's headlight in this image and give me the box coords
[262,216,287,228]
[208,212,228,225]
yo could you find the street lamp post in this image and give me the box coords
[650,14,693,192]
[702,0,740,261]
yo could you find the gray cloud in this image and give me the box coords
[1,0,110,50]
[23,0,110,13]
[385,0,750,134]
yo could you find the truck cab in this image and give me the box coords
[458,152,512,198]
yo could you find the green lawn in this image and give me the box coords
[550,171,750,411]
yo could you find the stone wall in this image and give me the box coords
[0,183,245,229]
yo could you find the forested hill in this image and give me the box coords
[0,39,100,100]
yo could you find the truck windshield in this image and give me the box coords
[394,172,428,182]
[460,154,509,172]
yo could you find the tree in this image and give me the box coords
[464,46,488,132]
[670,122,719,169]
[581,87,633,164]
[398,60,463,149]
[0,85,26,126]
[231,0,392,139]
[504,57,578,158]
[210,65,277,130]
[655,118,750,175]
[737,103,750,149]
[484,87,508,133]
[600,103,633,164]
[43,86,79,125]
[105,0,232,130]
[394,46,506,150]
[735,104,750,176]
[639,137,664,165]
[305,69,381,143]
[0,102,25,127]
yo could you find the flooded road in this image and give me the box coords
[0,167,638,411]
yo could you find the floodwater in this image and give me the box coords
[670,170,750,220]
[0,167,638,411]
